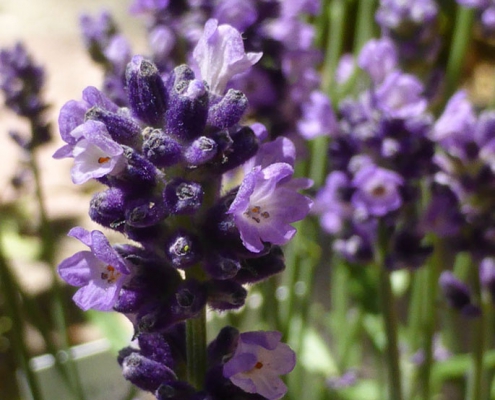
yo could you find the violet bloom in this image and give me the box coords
[297,90,338,140]
[373,71,427,119]
[228,162,312,253]
[351,164,403,217]
[58,227,131,311]
[358,37,397,84]
[223,331,296,400]
[480,258,495,303]
[312,171,352,234]
[439,271,481,317]
[54,120,126,184]
[192,18,262,95]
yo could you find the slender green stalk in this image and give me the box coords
[444,6,474,104]
[0,231,43,400]
[331,257,350,370]
[322,0,349,95]
[353,0,378,55]
[186,306,207,389]
[375,224,403,400]
[467,260,487,400]
[417,236,443,400]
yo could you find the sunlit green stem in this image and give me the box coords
[467,259,487,400]
[375,224,403,400]
[418,236,443,400]
[185,306,207,389]
[444,6,474,103]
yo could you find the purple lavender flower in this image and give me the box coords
[58,227,131,311]
[192,18,262,95]
[54,120,127,184]
[223,331,296,400]
[358,37,397,84]
[297,91,338,140]
[430,90,476,147]
[480,257,495,303]
[373,71,427,119]
[228,162,313,253]
[351,164,403,217]
[439,271,481,317]
[312,171,353,234]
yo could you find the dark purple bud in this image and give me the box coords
[125,196,169,227]
[385,230,432,270]
[126,56,167,126]
[114,146,158,189]
[207,280,247,311]
[165,64,195,92]
[142,128,183,168]
[85,106,141,146]
[439,271,481,318]
[171,279,207,319]
[155,381,196,400]
[121,352,176,392]
[137,280,207,333]
[165,232,202,269]
[183,136,217,166]
[163,179,203,215]
[207,326,239,366]
[213,126,259,174]
[114,286,146,313]
[204,253,241,280]
[117,346,138,366]
[234,246,285,284]
[89,187,126,230]
[207,89,248,129]
[138,333,175,366]
[165,66,208,140]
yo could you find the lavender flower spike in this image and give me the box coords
[223,331,296,400]
[193,19,262,95]
[228,162,313,253]
[58,227,131,311]
[351,164,403,217]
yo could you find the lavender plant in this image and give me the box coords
[54,18,311,400]
[5,0,495,400]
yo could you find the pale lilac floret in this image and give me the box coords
[297,91,338,140]
[374,71,427,119]
[62,120,126,184]
[312,171,352,234]
[228,162,313,253]
[192,19,262,95]
[58,227,131,311]
[358,37,397,84]
[352,165,403,217]
[223,331,296,400]
[430,90,476,144]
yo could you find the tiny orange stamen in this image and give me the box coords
[255,362,263,369]
[98,156,111,164]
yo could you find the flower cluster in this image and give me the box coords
[313,36,434,268]
[55,19,309,399]
[82,0,330,143]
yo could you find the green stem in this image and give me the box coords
[185,306,207,389]
[353,0,378,55]
[467,261,486,400]
[0,232,43,400]
[444,6,474,103]
[322,0,349,95]
[375,224,403,400]
[308,136,329,188]
[331,257,350,370]
[417,236,443,400]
